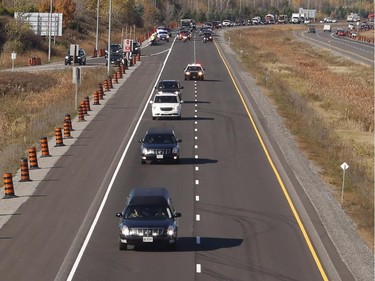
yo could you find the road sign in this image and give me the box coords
[340,162,349,170]
[124,39,132,52]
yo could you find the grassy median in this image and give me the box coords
[225,25,374,250]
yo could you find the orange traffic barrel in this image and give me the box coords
[84,96,91,111]
[28,147,39,169]
[64,114,74,131]
[54,127,65,147]
[40,136,51,157]
[108,76,113,89]
[97,83,104,95]
[93,91,100,105]
[80,101,88,115]
[104,80,110,92]
[113,73,118,84]
[3,173,16,199]
[20,158,31,182]
[78,106,85,122]
[117,67,123,79]
[63,120,72,139]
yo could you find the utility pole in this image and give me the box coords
[48,0,52,62]
[107,0,112,75]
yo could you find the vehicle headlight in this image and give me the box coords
[172,147,179,154]
[174,91,179,95]
[185,71,190,75]
[142,148,149,155]
[198,71,203,76]
[121,225,129,235]
[167,225,176,236]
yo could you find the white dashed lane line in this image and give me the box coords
[193,80,202,274]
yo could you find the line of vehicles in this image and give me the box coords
[64,41,141,66]
[116,28,210,250]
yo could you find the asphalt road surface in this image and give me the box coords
[299,25,374,66]
[0,30,360,281]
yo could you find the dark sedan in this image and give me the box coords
[116,187,181,250]
[139,128,182,164]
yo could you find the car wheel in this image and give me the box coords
[141,159,146,164]
[119,241,127,251]
[152,117,156,120]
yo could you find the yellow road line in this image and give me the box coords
[213,38,329,281]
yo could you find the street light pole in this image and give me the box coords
[96,0,100,53]
[48,0,52,62]
[107,0,112,74]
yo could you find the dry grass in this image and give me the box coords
[0,67,109,177]
[360,29,374,39]
[226,25,374,250]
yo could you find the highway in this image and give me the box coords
[0,30,359,280]
[299,25,374,66]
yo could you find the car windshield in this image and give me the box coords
[144,133,176,144]
[187,66,202,71]
[154,96,178,103]
[158,82,178,89]
[124,205,172,219]
[110,44,122,53]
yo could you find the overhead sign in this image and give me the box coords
[15,12,63,36]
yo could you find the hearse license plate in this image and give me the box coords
[143,237,153,242]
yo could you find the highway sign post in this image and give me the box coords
[11,52,16,71]
[72,67,81,109]
[340,162,349,204]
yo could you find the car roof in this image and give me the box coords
[128,187,171,205]
[145,128,175,135]
[159,79,179,83]
[186,63,203,68]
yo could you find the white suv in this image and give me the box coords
[222,20,231,27]
[150,93,183,120]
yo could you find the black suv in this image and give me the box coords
[116,187,181,250]
[105,43,124,66]
[64,48,86,65]
[139,128,181,164]
[155,80,184,99]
